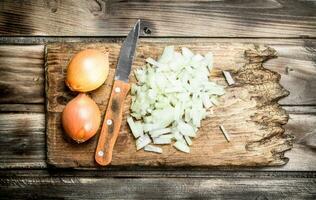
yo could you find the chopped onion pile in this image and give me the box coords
[128,46,225,153]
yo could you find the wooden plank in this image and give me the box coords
[0,39,315,105]
[46,42,291,168]
[0,104,44,113]
[0,0,315,37]
[1,169,314,179]
[0,45,44,104]
[264,40,316,105]
[0,106,315,170]
[0,174,315,199]
[274,106,316,171]
[0,113,46,169]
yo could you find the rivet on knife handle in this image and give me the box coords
[95,80,130,166]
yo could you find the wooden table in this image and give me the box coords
[0,1,315,199]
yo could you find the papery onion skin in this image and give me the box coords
[62,93,101,143]
[66,49,109,92]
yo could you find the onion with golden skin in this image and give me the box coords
[62,93,101,143]
[66,49,109,92]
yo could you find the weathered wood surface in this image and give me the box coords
[265,39,316,105]
[0,113,46,169]
[1,39,315,106]
[1,169,314,179]
[0,172,315,200]
[0,45,44,104]
[46,42,291,168]
[0,0,316,37]
[0,1,315,198]
[0,104,44,113]
[0,40,315,170]
[1,106,315,170]
[276,106,316,171]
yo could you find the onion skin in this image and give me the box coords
[62,93,101,143]
[66,49,109,92]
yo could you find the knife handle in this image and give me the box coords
[95,80,130,166]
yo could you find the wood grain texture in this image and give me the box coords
[0,104,44,113]
[1,169,314,178]
[0,45,44,103]
[0,113,46,169]
[276,106,316,171]
[0,174,315,200]
[0,39,315,105]
[265,39,316,105]
[0,0,315,37]
[46,41,291,168]
[0,107,315,170]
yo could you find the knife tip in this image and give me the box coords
[136,19,141,28]
[135,19,141,34]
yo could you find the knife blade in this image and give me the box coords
[95,20,140,166]
[115,19,140,82]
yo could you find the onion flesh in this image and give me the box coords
[128,46,225,153]
[144,145,162,154]
[62,93,101,143]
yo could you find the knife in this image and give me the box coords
[95,20,140,166]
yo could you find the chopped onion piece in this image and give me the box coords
[219,125,231,142]
[143,123,161,132]
[134,69,146,83]
[173,131,183,141]
[173,141,190,153]
[223,70,235,86]
[182,47,194,59]
[174,103,184,121]
[177,121,196,137]
[146,57,166,68]
[158,133,175,140]
[158,45,174,64]
[144,145,163,154]
[127,117,143,138]
[204,52,214,72]
[153,137,172,144]
[202,94,213,109]
[184,136,193,146]
[149,128,171,138]
[136,135,151,150]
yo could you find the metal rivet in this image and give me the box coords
[98,150,104,157]
[114,87,121,93]
[106,119,112,125]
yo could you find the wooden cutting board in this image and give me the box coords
[46,40,292,168]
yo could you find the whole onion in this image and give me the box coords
[66,49,109,92]
[62,93,101,143]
